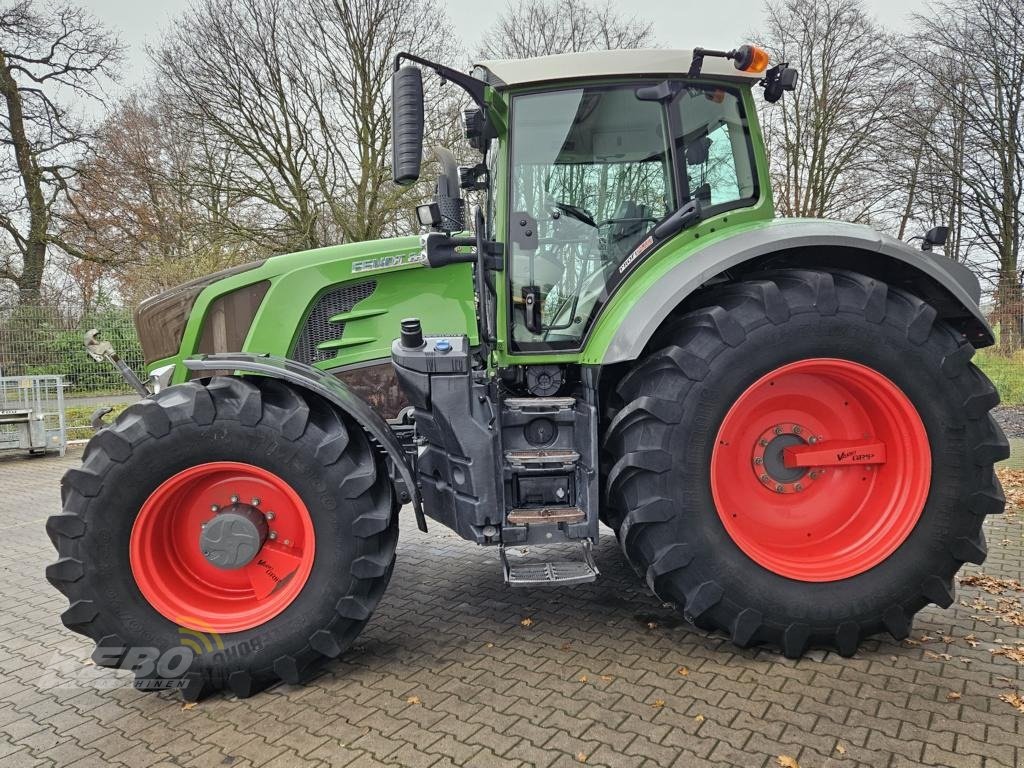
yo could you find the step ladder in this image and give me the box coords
[500,540,599,587]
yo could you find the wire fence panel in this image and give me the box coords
[0,306,144,441]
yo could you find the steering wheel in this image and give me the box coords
[552,201,598,228]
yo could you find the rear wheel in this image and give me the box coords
[47,376,396,699]
[604,269,1008,656]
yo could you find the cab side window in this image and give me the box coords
[672,87,757,209]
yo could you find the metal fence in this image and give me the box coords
[0,302,1022,448]
[0,306,144,442]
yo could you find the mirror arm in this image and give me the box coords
[394,52,488,110]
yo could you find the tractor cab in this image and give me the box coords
[393,47,791,364]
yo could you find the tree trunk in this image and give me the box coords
[0,50,46,305]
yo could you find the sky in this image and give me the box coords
[82,0,931,92]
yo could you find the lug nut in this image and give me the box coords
[268,531,277,540]
[774,426,783,435]
[251,497,260,506]
[759,439,768,447]
[793,425,802,434]
[809,471,818,480]
[265,511,275,521]
[795,483,804,492]
[754,457,763,465]
[775,484,784,493]
[210,504,219,512]
[760,474,770,483]
[808,437,817,445]
[230,495,239,504]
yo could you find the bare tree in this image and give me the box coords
[64,93,265,307]
[153,0,456,254]
[0,1,121,305]
[478,0,654,59]
[910,0,1024,351]
[756,0,909,222]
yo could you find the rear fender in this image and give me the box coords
[600,220,993,365]
[184,353,423,528]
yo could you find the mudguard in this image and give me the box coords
[601,219,993,365]
[184,353,423,526]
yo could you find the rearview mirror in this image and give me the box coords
[922,225,949,251]
[391,67,424,186]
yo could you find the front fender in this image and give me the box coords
[598,219,992,364]
[183,353,422,526]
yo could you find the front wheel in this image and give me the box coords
[46,376,396,699]
[604,269,1008,657]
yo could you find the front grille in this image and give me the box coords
[290,281,376,365]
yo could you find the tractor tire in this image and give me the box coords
[46,376,396,700]
[604,268,1008,657]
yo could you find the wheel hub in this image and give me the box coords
[751,424,814,492]
[199,503,269,569]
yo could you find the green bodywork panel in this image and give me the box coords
[160,237,478,383]
[151,77,775,380]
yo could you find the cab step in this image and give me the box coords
[507,506,585,524]
[504,448,579,470]
[503,396,576,412]
[500,540,598,587]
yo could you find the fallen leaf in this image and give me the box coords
[578,675,588,683]
[889,655,899,662]
[776,756,799,768]
[677,666,690,676]
[924,650,952,661]
[646,621,658,630]
[946,691,961,701]
[992,646,1024,665]
[903,639,921,647]
[576,752,588,763]
[181,702,197,711]
[406,696,421,705]
[959,572,1024,594]
[560,642,572,651]
[835,743,847,755]
[966,634,979,648]
[942,635,954,643]
[999,691,1024,714]
[920,634,935,642]
[484,642,494,648]
[651,699,665,708]
[600,675,612,682]
[694,714,705,723]
[520,617,533,627]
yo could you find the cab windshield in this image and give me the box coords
[507,81,757,351]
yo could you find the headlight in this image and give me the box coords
[134,261,265,364]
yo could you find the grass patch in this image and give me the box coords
[64,403,130,441]
[975,350,1024,406]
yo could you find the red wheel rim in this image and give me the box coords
[711,359,930,581]
[130,462,315,633]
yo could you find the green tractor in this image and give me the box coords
[48,45,1008,700]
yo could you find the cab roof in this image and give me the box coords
[472,48,763,89]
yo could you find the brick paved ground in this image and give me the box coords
[1,449,1022,768]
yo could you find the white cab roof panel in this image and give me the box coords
[473,48,763,88]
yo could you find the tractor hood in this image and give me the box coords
[138,236,477,387]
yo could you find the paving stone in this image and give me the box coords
[2,450,1022,768]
